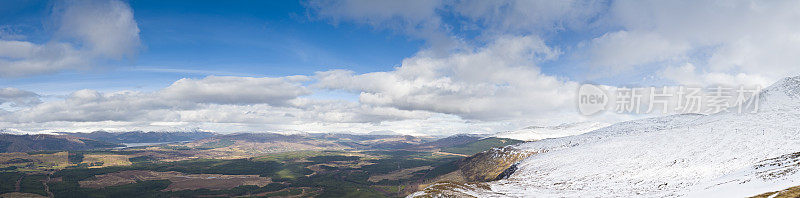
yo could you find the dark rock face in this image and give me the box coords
[409,146,534,197]
[458,146,534,182]
[495,163,519,181]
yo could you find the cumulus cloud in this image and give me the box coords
[306,0,607,51]
[308,0,800,88]
[660,63,773,87]
[0,0,140,77]
[588,0,800,86]
[0,75,439,134]
[315,35,576,121]
[4,76,315,123]
[587,30,689,73]
[300,0,800,132]
[307,0,442,26]
[160,76,311,105]
[0,88,41,107]
[306,0,453,49]
[8,90,180,123]
[453,0,606,34]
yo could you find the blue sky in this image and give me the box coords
[0,0,652,95]
[2,0,800,135]
[1,0,422,94]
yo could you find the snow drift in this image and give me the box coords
[493,121,610,141]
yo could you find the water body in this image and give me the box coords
[119,141,189,148]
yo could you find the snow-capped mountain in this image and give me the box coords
[414,76,800,197]
[493,121,610,141]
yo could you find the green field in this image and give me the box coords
[441,138,524,155]
[0,132,525,197]
[35,150,461,197]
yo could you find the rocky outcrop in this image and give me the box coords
[409,145,534,197]
[458,146,534,182]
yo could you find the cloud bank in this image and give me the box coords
[4,0,800,135]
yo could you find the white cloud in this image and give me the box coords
[0,76,442,134]
[7,90,180,123]
[307,0,441,24]
[0,41,89,77]
[160,76,311,105]
[0,26,26,40]
[0,37,594,135]
[315,35,577,121]
[660,63,773,88]
[306,0,607,52]
[587,30,689,72]
[53,0,141,59]
[306,0,454,50]
[296,0,800,135]
[3,76,314,123]
[0,0,140,77]
[593,0,800,86]
[453,0,606,34]
[0,87,41,107]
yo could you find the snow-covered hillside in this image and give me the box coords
[493,121,610,141]
[434,76,800,197]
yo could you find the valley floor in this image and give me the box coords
[0,133,521,197]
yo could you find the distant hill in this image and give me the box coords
[440,137,523,156]
[60,131,216,143]
[311,133,404,142]
[214,133,305,143]
[493,121,609,141]
[210,132,426,150]
[0,134,122,153]
[417,134,485,149]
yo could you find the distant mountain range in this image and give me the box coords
[493,121,609,141]
[417,134,486,149]
[60,131,216,143]
[0,131,215,153]
[0,134,122,153]
[0,130,525,156]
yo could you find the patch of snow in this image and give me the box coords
[493,121,610,141]
[0,128,59,135]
